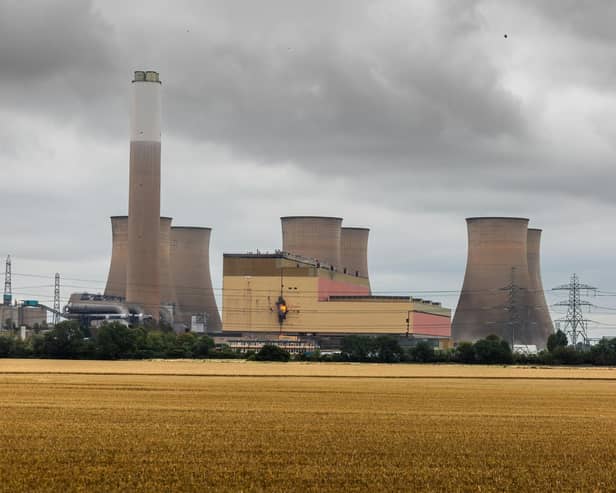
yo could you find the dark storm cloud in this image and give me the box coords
[156,1,527,175]
[0,1,112,80]
[0,0,123,135]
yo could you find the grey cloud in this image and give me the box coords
[0,0,122,135]
[158,5,527,175]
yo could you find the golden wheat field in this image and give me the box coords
[1,360,616,492]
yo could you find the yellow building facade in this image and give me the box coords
[222,253,451,338]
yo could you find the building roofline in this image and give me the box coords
[171,226,212,231]
[341,227,370,231]
[280,216,343,221]
[466,216,529,222]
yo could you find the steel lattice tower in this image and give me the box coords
[53,273,61,325]
[3,255,11,306]
[553,273,596,346]
[501,267,527,347]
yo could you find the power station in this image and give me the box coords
[5,70,557,351]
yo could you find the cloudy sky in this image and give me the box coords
[2,0,616,335]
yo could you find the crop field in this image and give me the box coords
[1,361,616,492]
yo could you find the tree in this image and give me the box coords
[95,322,137,359]
[0,335,15,357]
[590,338,616,366]
[372,336,404,363]
[254,344,291,362]
[473,335,513,365]
[455,342,475,364]
[409,341,435,363]
[547,330,568,352]
[42,321,84,358]
[550,345,580,365]
[340,335,373,362]
[193,335,215,358]
[410,341,434,363]
[168,332,198,358]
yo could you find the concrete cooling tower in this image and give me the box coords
[340,227,370,281]
[126,70,162,319]
[527,228,554,346]
[159,217,176,309]
[104,216,128,298]
[452,217,532,345]
[170,227,221,332]
[281,216,343,268]
[105,216,176,308]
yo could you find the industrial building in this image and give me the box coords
[222,217,451,345]
[452,217,553,348]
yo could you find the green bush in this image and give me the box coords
[455,341,475,364]
[473,335,513,365]
[409,341,435,363]
[547,330,568,352]
[255,344,291,362]
[0,335,15,357]
[95,322,137,360]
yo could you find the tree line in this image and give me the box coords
[2,322,616,365]
[0,321,230,360]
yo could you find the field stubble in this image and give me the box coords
[1,360,616,492]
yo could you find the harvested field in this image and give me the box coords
[1,360,616,492]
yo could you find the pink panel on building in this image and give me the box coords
[318,278,370,301]
[413,311,451,338]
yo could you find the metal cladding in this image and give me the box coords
[104,216,128,298]
[281,216,343,268]
[340,227,370,280]
[126,70,162,318]
[170,227,221,331]
[527,228,554,346]
[452,217,532,344]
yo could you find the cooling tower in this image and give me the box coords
[340,227,370,280]
[104,216,128,298]
[126,70,162,319]
[281,216,343,268]
[170,227,221,331]
[452,217,532,345]
[159,217,176,307]
[527,228,554,347]
[105,216,177,307]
